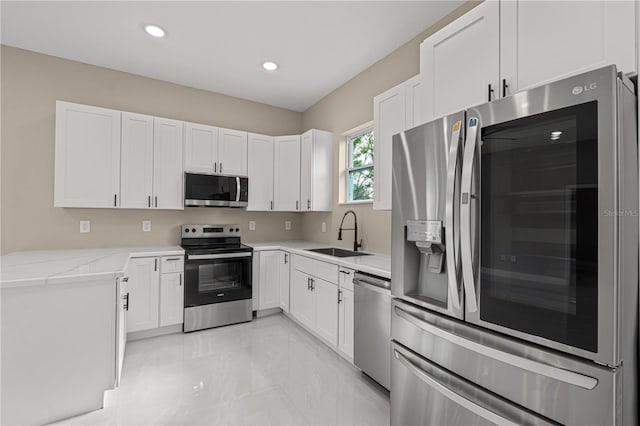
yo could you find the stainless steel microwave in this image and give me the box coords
[184,173,248,208]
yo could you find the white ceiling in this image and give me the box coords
[1,1,463,112]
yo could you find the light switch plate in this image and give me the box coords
[285,220,292,231]
[142,220,151,232]
[321,222,327,233]
[79,220,91,233]
[249,221,256,231]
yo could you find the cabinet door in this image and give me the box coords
[258,250,280,310]
[273,135,301,211]
[373,82,405,210]
[153,118,184,210]
[290,270,314,329]
[159,272,184,327]
[279,251,291,312]
[247,133,275,211]
[120,112,154,209]
[184,122,218,174]
[127,257,160,333]
[300,130,313,211]
[338,288,354,359]
[405,75,424,129]
[313,278,338,345]
[218,128,248,176]
[420,0,499,121]
[54,101,121,208]
[500,1,636,94]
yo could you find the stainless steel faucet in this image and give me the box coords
[338,210,362,252]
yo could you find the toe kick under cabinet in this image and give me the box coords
[126,255,184,336]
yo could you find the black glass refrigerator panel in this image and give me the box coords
[479,101,598,352]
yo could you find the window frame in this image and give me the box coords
[346,126,374,203]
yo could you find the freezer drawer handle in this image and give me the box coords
[394,348,519,426]
[394,305,598,390]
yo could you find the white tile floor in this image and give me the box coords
[55,314,390,426]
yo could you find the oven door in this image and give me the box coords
[460,65,638,366]
[184,252,252,306]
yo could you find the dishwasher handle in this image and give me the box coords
[353,273,391,295]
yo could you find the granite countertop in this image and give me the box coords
[0,246,184,289]
[247,241,391,279]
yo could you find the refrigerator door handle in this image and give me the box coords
[393,348,519,426]
[460,117,479,312]
[394,305,599,390]
[445,120,463,310]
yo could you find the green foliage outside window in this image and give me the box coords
[348,129,374,201]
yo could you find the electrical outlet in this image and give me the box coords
[249,221,256,231]
[321,222,327,233]
[285,220,292,231]
[142,220,152,232]
[79,220,91,233]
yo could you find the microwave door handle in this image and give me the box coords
[444,120,463,310]
[460,117,479,312]
[236,177,241,203]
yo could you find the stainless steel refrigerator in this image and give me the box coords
[391,65,638,425]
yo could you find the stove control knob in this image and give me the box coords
[191,228,196,233]
[235,228,240,232]
[185,228,190,233]
[229,228,233,232]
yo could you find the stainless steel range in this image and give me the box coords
[181,224,253,332]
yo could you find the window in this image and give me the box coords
[347,127,374,201]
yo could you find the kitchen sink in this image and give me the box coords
[305,247,371,258]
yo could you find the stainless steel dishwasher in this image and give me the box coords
[353,271,391,390]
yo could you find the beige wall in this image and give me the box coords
[300,1,480,255]
[1,46,303,254]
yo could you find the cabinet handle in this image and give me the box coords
[114,194,117,207]
[220,163,223,173]
[155,196,158,208]
[154,258,158,271]
[122,277,129,282]
[338,289,343,304]
[123,292,129,311]
[270,200,273,210]
[148,195,151,208]
[296,200,299,210]
[311,278,315,291]
[307,199,311,209]
[165,257,181,261]
[502,79,509,97]
[307,277,311,290]
[214,162,217,173]
[179,275,182,286]
[339,270,351,275]
[487,84,494,102]
[284,253,288,264]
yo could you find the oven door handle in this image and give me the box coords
[188,252,252,260]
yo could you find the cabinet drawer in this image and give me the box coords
[315,260,338,285]
[339,267,355,291]
[293,254,316,276]
[161,256,184,273]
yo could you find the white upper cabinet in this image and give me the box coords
[300,129,333,212]
[247,133,275,211]
[500,0,636,94]
[218,127,248,176]
[274,135,301,211]
[184,122,218,174]
[54,101,121,208]
[120,112,154,209]
[405,74,424,130]
[373,83,405,210]
[420,0,500,122]
[153,118,184,210]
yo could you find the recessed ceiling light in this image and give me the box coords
[262,61,278,71]
[144,25,166,38]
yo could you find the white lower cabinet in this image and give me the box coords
[127,257,160,333]
[159,272,184,327]
[126,255,184,334]
[313,277,338,345]
[290,269,315,330]
[279,251,291,312]
[338,287,354,359]
[258,250,281,310]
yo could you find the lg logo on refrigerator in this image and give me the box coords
[572,83,597,95]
